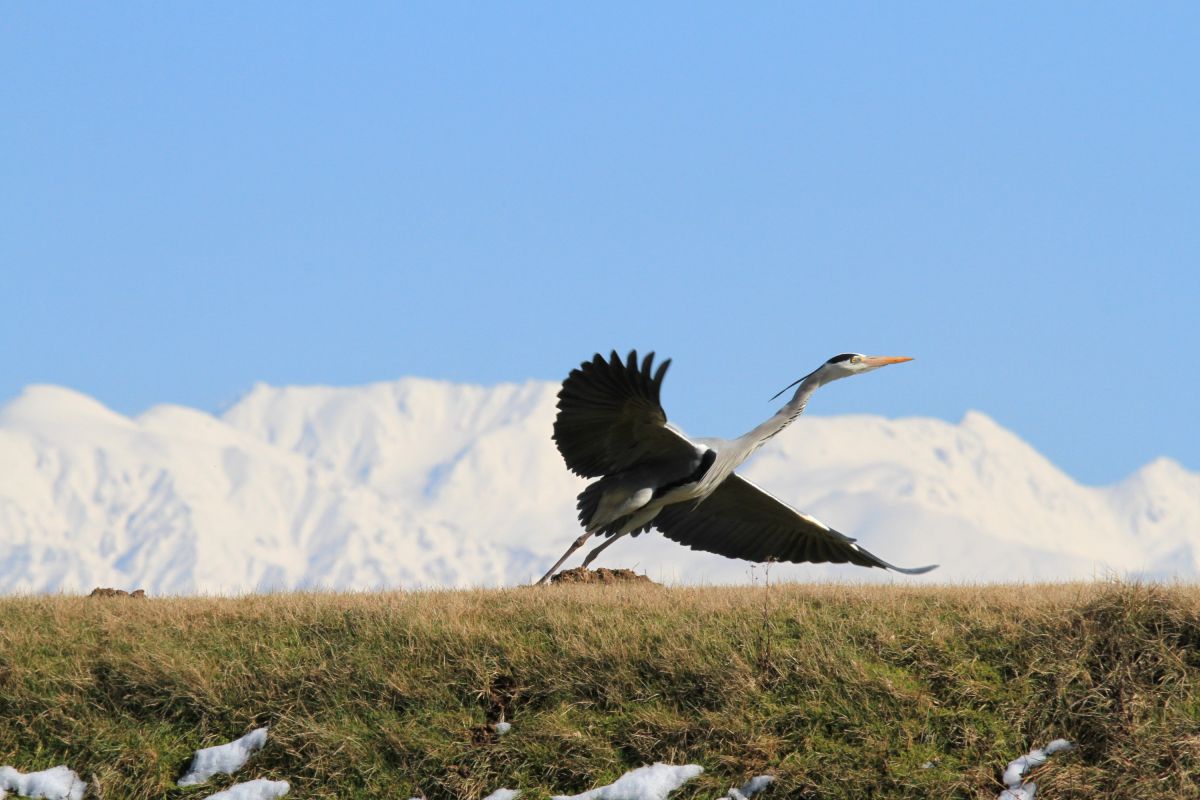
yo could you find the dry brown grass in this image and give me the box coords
[1,580,1198,798]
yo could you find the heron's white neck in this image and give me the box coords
[736,368,829,455]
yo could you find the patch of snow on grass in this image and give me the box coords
[999,739,1074,799]
[998,788,1034,800]
[723,774,775,799]
[482,790,520,800]
[0,766,86,800]
[551,763,703,800]
[198,779,289,800]
[178,727,270,786]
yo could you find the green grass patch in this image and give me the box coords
[1,581,1198,798]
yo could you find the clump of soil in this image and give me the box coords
[549,567,655,585]
[468,724,500,746]
[88,587,146,598]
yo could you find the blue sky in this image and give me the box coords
[2,4,1197,485]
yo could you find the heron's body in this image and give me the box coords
[536,350,936,584]
[582,442,714,535]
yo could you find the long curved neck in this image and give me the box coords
[695,367,834,496]
[735,369,827,455]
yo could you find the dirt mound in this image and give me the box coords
[549,567,655,585]
[88,587,146,598]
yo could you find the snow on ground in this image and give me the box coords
[722,775,775,799]
[0,731,1079,799]
[551,763,704,800]
[998,739,1074,799]
[0,766,86,800]
[198,779,289,800]
[178,727,270,786]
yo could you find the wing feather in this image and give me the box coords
[653,475,937,574]
[553,349,697,478]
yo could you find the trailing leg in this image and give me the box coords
[535,531,593,585]
[581,532,627,568]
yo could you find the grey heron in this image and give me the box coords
[536,350,937,585]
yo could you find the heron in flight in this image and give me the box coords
[536,350,937,585]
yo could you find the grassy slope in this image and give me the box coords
[1,581,1199,799]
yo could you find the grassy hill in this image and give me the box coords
[1,580,1198,799]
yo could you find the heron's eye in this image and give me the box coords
[851,356,862,364]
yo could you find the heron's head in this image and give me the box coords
[770,353,913,400]
[821,353,913,379]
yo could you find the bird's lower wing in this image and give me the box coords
[652,474,937,574]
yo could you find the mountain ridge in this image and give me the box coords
[1,379,1197,593]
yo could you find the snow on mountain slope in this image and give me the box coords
[221,379,574,554]
[0,385,529,593]
[1,379,1197,593]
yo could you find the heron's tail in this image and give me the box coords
[576,480,606,531]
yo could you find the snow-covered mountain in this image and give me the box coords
[1,379,1197,593]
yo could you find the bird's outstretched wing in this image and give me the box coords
[653,474,937,574]
[554,350,697,478]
